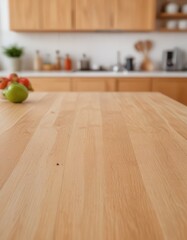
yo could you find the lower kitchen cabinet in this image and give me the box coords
[117,78,152,92]
[152,78,187,105]
[29,77,116,92]
[29,78,72,91]
[72,78,116,91]
[28,77,187,105]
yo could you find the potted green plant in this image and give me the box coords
[3,44,24,72]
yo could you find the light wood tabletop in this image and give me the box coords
[0,92,187,240]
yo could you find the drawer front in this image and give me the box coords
[72,78,116,92]
[30,78,72,91]
[118,78,152,92]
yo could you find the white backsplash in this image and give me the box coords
[0,0,187,71]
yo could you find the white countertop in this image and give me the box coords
[1,71,187,78]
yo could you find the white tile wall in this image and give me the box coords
[0,0,187,71]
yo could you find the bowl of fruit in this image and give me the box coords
[0,73,33,103]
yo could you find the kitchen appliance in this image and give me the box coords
[162,48,184,71]
[125,57,135,71]
[77,54,90,71]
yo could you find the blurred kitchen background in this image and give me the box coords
[0,0,187,72]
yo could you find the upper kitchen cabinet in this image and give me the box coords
[9,0,73,31]
[9,0,41,31]
[42,0,73,30]
[75,0,156,31]
[114,0,156,31]
[9,0,156,31]
[75,0,114,30]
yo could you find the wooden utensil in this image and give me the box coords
[145,40,153,52]
[134,40,154,71]
[135,41,144,53]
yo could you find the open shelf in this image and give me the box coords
[159,28,187,32]
[157,12,187,32]
[158,13,187,19]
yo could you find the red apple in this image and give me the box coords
[18,78,33,91]
[0,78,10,89]
[8,73,19,82]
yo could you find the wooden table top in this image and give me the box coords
[0,92,187,240]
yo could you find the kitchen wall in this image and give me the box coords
[0,0,187,71]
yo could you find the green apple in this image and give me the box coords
[5,82,28,103]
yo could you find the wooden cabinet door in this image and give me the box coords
[118,78,152,92]
[42,0,73,30]
[9,0,72,31]
[114,0,156,30]
[152,78,187,105]
[72,78,116,91]
[9,0,41,31]
[30,78,72,91]
[75,0,114,30]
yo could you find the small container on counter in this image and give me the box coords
[33,50,43,71]
[64,54,72,71]
[42,54,54,71]
[54,50,62,70]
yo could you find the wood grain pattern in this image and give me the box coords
[29,78,72,92]
[152,78,187,106]
[24,77,187,105]
[9,0,41,31]
[0,92,187,240]
[9,0,156,31]
[9,0,73,31]
[75,0,114,30]
[29,78,116,92]
[117,78,152,92]
[42,0,73,30]
[72,78,116,91]
[114,0,156,30]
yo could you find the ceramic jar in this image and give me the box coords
[165,2,179,13]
